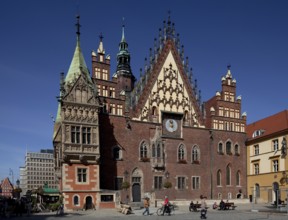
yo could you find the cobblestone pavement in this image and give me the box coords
[6,203,288,220]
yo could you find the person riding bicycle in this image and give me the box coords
[162,196,171,216]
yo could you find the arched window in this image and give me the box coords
[156,144,161,158]
[73,195,79,206]
[152,144,156,157]
[152,106,157,116]
[192,146,200,163]
[113,146,122,160]
[183,110,189,124]
[178,145,185,161]
[236,170,241,186]
[226,141,232,155]
[217,170,222,186]
[140,142,148,159]
[226,165,231,185]
[152,143,161,158]
[218,143,223,154]
[235,144,240,155]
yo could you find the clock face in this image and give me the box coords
[165,119,178,132]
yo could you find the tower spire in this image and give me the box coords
[121,17,126,42]
[65,15,91,84]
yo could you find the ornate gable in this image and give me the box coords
[131,39,203,127]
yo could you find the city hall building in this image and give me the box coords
[53,15,247,210]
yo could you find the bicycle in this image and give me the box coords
[156,204,175,216]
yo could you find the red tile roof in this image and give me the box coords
[246,110,288,140]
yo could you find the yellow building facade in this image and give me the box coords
[246,110,288,204]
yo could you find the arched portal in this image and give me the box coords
[85,196,93,210]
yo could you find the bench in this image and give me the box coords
[190,203,208,212]
[219,202,237,210]
[118,204,133,215]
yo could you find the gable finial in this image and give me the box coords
[99,32,104,42]
[168,10,171,24]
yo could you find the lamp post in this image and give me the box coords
[165,171,170,179]
[16,179,20,199]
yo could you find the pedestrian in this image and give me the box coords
[219,199,225,210]
[26,202,32,216]
[162,196,170,216]
[142,197,150,216]
[200,195,207,219]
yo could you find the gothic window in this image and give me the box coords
[77,168,87,183]
[226,141,232,155]
[236,170,241,186]
[178,145,185,161]
[226,165,231,186]
[154,176,163,190]
[73,195,79,206]
[192,145,200,163]
[152,143,161,158]
[217,170,222,186]
[152,106,157,116]
[113,146,122,160]
[140,142,148,159]
[218,143,223,154]
[235,144,240,155]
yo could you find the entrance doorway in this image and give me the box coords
[85,196,93,210]
[132,183,141,202]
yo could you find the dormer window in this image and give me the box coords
[252,129,265,138]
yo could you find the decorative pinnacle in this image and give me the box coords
[75,15,81,37]
[99,32,104,42]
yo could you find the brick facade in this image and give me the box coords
[53,15,247,209]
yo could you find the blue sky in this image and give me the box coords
[0,0,287,183]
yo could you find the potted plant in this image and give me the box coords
[178,159,187,164]
[140,157,150,162]
[163,181,172,189]
[121,181,131,190]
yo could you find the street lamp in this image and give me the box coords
[124,170,129,180]
[16,179,20,199]
[165,171,170,179]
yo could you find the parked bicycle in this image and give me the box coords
[156,204,175,216]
